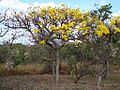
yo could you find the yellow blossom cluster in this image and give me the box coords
[26,4,117,45]
[95,24,110,37]
[39,40,46,45]
[109,16,120,33]
[34,29,40,34]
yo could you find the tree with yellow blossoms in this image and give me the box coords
[4,3,120,87]
[4,4,88,85]
[74,4,120,90]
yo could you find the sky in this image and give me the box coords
[21,0,120,13]
[0,0,120,14]
[0,0,120,44]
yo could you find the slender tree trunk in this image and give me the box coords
[102,60,108,79]
[52,48,60,85]
[74,64,78,79]
[52,59,56,84]
[55,49,59,85]
[97,74,102,90]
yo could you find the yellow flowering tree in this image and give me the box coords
[4,3,120,87]
[74,4,120,90]
[4,5,87,85]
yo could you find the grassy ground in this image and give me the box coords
[0,74,120,90]
[0,64,120,90]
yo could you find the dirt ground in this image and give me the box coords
[0,74,120,90]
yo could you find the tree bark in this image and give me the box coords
[96,60,108,90]
[96,74,102,90]
[52,59,56,84]
[74,64,78,79]
[102,60,108,79]
[74,74,84,83]
[55,49,59,85]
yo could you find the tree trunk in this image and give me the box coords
[55,49,59,85]
[74,74,84,83]
[96,74,102,90]
[102,60,108,79]
[52,59,56,84]
[74,64,78,79]
[52,48,60,85]
[96,60,108,90]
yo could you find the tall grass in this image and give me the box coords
[0,63,72,76]
[0,64,52,76]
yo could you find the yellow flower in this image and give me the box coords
[62,35,68,41]
[82,30,88,35]
[66,30,71,34]
[48,9,56,15]
[59,25,68,30]
[28,12,32,17]
[39,21,43,25]
[79,15,84,19]
[78,27,83,31]
[58,14,65,19]
[110,19,116,27]
[59,30,65,34]
[81,21,87,26]
[61,4,65,7]
[114,16,120,19]
[34,29,40,33]
[68,22,75,27]
[95,30,103,37]
[114,27,120,32]
[75,40,79,44]
[97,25,110,35]
[41,12,46,16]
[49,25,57,31]
[39,40,46,45]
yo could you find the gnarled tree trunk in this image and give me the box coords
[96,60,108,90]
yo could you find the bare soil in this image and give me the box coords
[0,74,120,90]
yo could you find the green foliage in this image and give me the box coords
[0,45,9,63]
[91,3,112,21]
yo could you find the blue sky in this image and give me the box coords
[20,0,120,13]
[0,0,120,14]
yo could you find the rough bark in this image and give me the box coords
[52,49,60,85]
[96,60,108,90]
[52,60,56,84]
[55,49,59,85]
[101,60,108,79]
[74,64,78,79]
[96,75,102,90]
[74,74,85,83]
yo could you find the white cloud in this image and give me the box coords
[0,0,58,11]
[99,0,108,6]
[33,2,57,8]
[112,10,120,16]
[0,0,31,11]
[94,0,109,7]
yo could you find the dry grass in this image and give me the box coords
[0,64,52,76]
[0,63,73,76]
[0,74,120,90]
[15,64,46,75]
[0,64,120,90]
[0,63,120,76]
